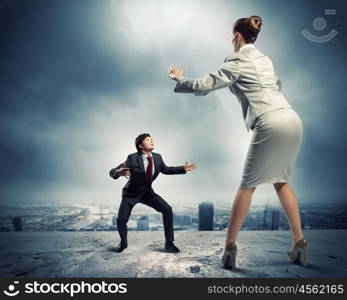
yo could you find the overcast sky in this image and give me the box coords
[0,0,346,209]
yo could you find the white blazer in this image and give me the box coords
[174,44,292,132]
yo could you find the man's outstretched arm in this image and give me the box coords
[109,155,131,180]
[159,154,196,175]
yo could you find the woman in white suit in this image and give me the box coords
[168,16,308,269]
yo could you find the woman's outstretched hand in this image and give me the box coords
[168,64,186,81]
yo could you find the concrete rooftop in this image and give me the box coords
[0,230,346,278]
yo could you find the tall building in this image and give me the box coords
[198,202,214,231]
[263,204,272,230]
[272,210,280,230]
[263,204,280,230]
[137,216,149,231]
[12,216,23,231]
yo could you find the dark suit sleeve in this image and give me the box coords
[109,155,131,180]
[159,154,186,175]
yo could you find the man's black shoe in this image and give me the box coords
[115,242,127,253]
[165,241,180,253]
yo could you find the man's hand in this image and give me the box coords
[184,162,197,172]
[168,64,186,81]
[116,162,130,179]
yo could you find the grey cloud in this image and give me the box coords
[0,0,346,206]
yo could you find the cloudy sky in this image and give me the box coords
[0,0,346,209]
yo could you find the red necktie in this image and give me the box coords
[146,156,153,182]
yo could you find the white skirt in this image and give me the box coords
[239,107,304,188]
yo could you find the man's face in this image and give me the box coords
[140,136,154,152]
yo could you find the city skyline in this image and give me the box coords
[1,201,346,232]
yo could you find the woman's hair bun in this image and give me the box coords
[248,15,262,33]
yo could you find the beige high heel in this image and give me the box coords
[287,238,308,266]
[221,242,237,269]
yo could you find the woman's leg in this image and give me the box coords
[225,187,256,247]
[273,182,304,247]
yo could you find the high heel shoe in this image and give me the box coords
[287,238,308,266]
[221,242,237,269]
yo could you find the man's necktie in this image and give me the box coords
[146,156,153,182]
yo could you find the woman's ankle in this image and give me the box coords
[225,241,236,248]
[292,235,304,245]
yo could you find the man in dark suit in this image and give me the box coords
[109,133,197,253]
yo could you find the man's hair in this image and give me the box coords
[135,133,151,153]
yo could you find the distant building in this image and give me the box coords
[173,214,192,226]
[263,204,273,229]
[80,208,89,217]
[272,210,280,230]
[137,216,150,231]
[112,216,117,226]
[198,202,214,231]
[263,204,280,230]
[12,216,23,231]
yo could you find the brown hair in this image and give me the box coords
[233,15,262,43]
[135,133,150,153]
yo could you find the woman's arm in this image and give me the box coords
[275,75,282,91]
[173,57,240,96]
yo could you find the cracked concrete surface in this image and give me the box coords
[0,230,346,278]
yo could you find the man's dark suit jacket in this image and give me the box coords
[109,152,186,204]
